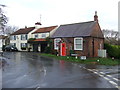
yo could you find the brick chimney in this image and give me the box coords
[94,11,98,22]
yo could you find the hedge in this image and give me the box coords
[104,43,120,59]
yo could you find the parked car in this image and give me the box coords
[4,45,18,51]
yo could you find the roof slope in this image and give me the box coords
[33,26,57,34]
[0,35,7,39]
[52,21,97,38]
[11,27,35,35]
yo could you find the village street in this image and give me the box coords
[1,52,120,88]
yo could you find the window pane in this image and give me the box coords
[75,39,81,44]
[74,38,83,50]
[14,36,16,40]
[25,43,27,47]
[21,43,27,47]
[42,33,46,38]
[35,34,38,38]
[54,38,61,49]
[14,43,16,47]
[10,36,13,40]
[21,34,27,40]
[25,35,27,40]
[76,44,82,49]
[10,36,16,40]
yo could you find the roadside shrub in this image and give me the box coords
[52,50,58,55]
[44,37,53,54]
[44,46,51,54]
[21,47,27,50]
[104,43,120,59]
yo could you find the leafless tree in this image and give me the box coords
[4,25,19,35]
[102,29,119,45]
[0,4,8,35]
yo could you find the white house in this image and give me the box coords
[10,23,41,51]
[28,25,58,52]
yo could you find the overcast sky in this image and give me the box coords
[1,0,119,31]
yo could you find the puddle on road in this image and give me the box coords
[0,57,9,71]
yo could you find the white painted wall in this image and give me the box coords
[50,26,58,37]
[28,28,38,38]
[10,35,28,51]
[10,28,38,51]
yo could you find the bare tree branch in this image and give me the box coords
[0,5,8,35]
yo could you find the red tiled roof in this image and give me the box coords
[11,27,35,35]
[32,26,57,34]
[34,39,46,41]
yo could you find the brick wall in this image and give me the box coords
[53,37,104,57]
[63,37,104,57]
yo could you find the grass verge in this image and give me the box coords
[40,53,120,66]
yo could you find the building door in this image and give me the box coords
[92,38,94,57]
[33,44,38,52]
[41,43,47,53]
[60,43,66,56]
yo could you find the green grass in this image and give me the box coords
[40,53,120,66]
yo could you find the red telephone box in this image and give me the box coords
[60,43,66,56]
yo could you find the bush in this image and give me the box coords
[104,43,120,59]
[21,47,27,50]
[44,37,53,54]
[44,46,51,54]
[70,50,75,56]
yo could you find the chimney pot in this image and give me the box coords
[94,11,98,22]
[35,22,42,25]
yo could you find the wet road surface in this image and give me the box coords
[1,52,120,88]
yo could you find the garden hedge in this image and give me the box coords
[104,43,120,59]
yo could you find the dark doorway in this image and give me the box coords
[33,44,38,52]
[92,38,94,57]
[41,44,47,53]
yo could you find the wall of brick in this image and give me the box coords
[57,37,104,57]
[53,36,104,57]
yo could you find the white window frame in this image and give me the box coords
[21,34,27,40]
[41,33,46,38]
[74,37,83,50]
[21,43,27,48]
[35,34,38,39]
[54,38,61,50]
[10,35,16,40]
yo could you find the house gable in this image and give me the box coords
[90,22,104,38]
